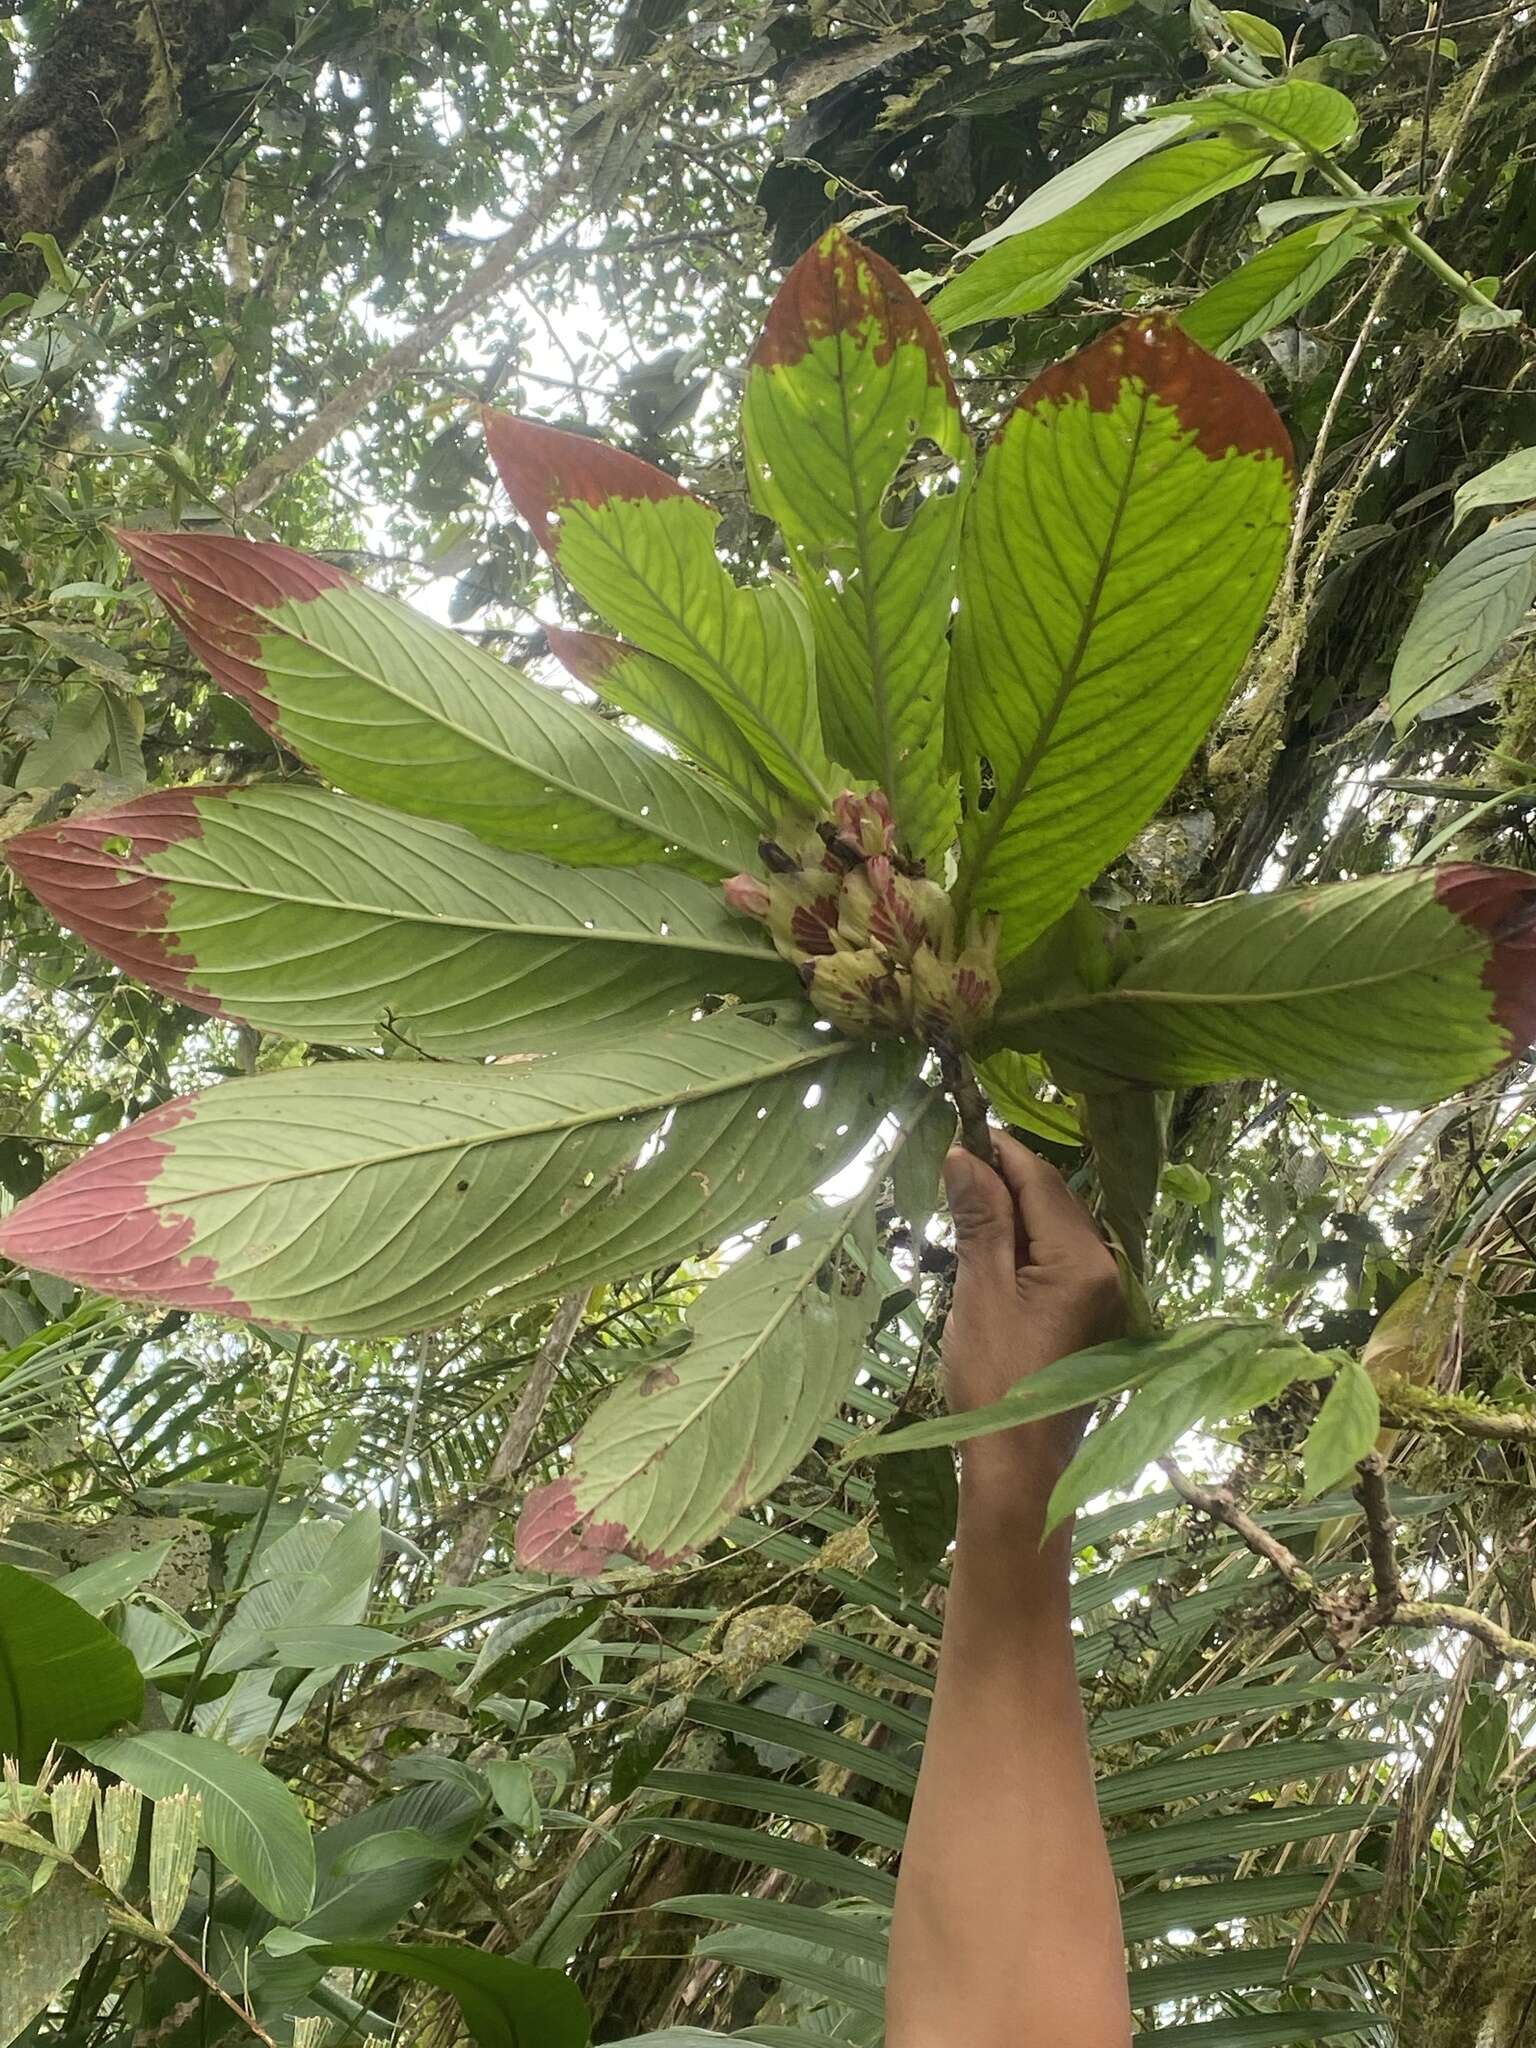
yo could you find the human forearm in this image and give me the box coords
[887,1438,1132,2048]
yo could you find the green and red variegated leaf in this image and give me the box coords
[996,865,1536,1113]
[741,229,968,867]
[5,783,795,1055]
[950,317,1292,961]
[519,1084,944,1576]
[483,413,837,811]
[547,626,783,822]
[0,1015,912,1336]
[118,532,759,878]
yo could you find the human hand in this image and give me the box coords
[941,1131,1124,1462]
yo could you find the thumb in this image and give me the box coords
[942,1146,1019,1291]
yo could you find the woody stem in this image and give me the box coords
[935,1040,999,1172]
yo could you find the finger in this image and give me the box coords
[942,1145,1020,1293]
[988,1130,1105,1266]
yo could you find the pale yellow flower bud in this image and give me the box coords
[149,1789,202,1932]
[98,1780,143,1896]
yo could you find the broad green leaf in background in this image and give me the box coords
[1003,865,1536,1111]
[1181,218,1373,358]
[81,1729,315,1920]
[546,627,783,821]
[0,1016,908,1335]
[1144,79,1360,153]
[1389,511,1536,731]
[1255,192,1416,233]
[56,1540,176,1615]
[6,783,794,1057]
[1222,10,1288,60]
[959,117,1194,254]
[483,413,836,811]
[976,1049,1082,1145]
[869,1425,959,1594]
[119,533,760,878]
[0,1559,143,1771]
[929,137,1275,331]
[1453,446,1536,529]
[741,228,969,864]
[0,1867,109,2048]
[1303,1359,1381,1496]
[949,317,1293,960]
[1045,1327,1335,1532]
[313,1940,590,2048]
[856,1319,1295,1458]
[517,1090,947,1572]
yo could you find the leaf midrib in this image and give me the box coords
[253,593,754,875]
[148,1035,852,1205]
[117,845,779,962]
[997,929,1490,1032]
[568,501,834,811]
[955,385,1150,923]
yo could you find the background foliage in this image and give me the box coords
[3,0,1536,2043]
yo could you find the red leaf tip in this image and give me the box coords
[1435,863,1536,1056]
[516,1474,678,1578]
[6,787,220,1015]
[0,1096,251,1317]
[117,531,350,734]
[751,226,957,398]
[483,411,693,549]
[1018,315,1295,476]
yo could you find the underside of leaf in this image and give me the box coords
[5,782,794,1055]
[0,1016,909,1334]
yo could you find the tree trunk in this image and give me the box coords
[0,0,262,301]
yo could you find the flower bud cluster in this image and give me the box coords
[724,791,1000,1043]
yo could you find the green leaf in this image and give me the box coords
[517,1092,945,1572]
[976,1049,1081,1144]
[56,1541,176,1616]
[959,120,1195,256]
[460,1600,608,1697]
[1222,10,1287,60]
[247,1624,407,1669]
[1452,446,1536,529]
[483,414,836,811]
[81,1729,315,1920]
[1255,192,1416,233]
[1045,1326,1331,1531]
[118,533,759,879]
[930,137,1274,330]
[950,318,1292,960]
[869,1425,959,1594]
[7,783,794,1056]
[855,1319,1289,1457]
[0,1866,109,2048]
[1006,866,1536,1112]
[1147,79,1359,153]
[546,628,782,821]
[313,1940,590,2048]
[1390,511,1536,730]
[1181,218,1372,357]
[0,1560,143,1772]
[1303,1359,1381,1495]
[0,1015,907,1336]
[741,228,969,866]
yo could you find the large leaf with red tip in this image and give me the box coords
[5,783,794,1056]
[118,533,759,879]
[996,866,1536,1113]
[0,1016,908,1336]
[741,229,968,866]
[950,317,1292,961]
[482,414,836,811]
[518,1085,944,1577]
